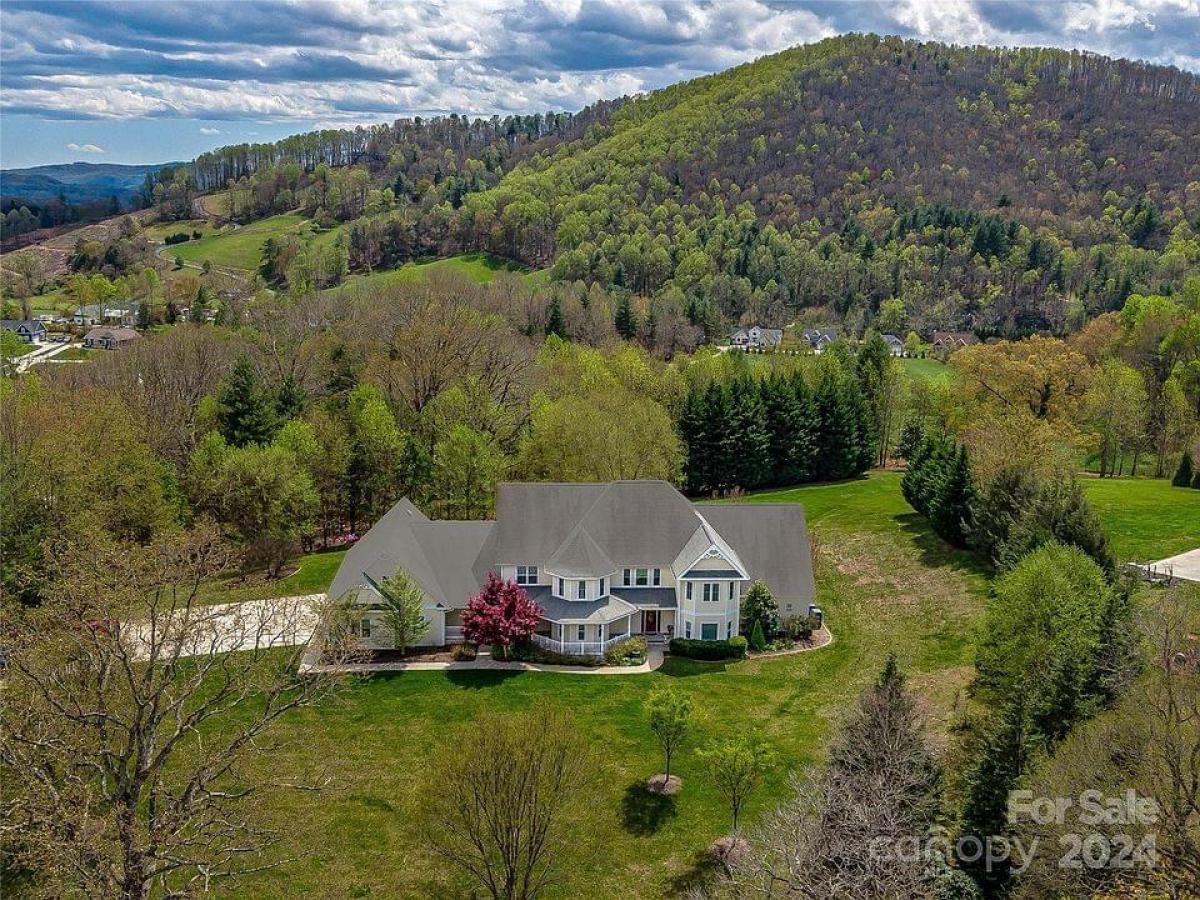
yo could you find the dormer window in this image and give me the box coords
[577,580,587,600]
[516,565,538,586]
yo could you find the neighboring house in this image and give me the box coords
[329,481,816,658]
[882,334,904,356]
[72,304,137,327]
[729,325,783,350]
[803,328,837,354]
[83,326,139,350]
[0,319,47,343]
[931,331,979,354]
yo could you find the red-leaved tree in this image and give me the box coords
[461,573,543,658]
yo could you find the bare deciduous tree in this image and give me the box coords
[0,525,353,899]
[428,704,591,900]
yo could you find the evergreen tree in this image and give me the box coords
[614,294,639,339]
[217,355,277,448]
[929,445,976,548]
[275,373,309,423]
[545,295,566,339]
[701,381,735,494]
[189,286,209,324]
[727,377,770,491]
[761,372,815,486]
[1172,449,1194,487]
[679,387,710,495]
[999,473,1115,578]
[741,580,779,637]
[958,696,1033,895]
[812,368,859,481]
[749,619,767,652]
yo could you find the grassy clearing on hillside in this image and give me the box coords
[327,251,531,293]
[901,356,953,383]
[213,472,987,899]
[141,219,216,242]
[1080,477,1200,561]
[170,213,317,271]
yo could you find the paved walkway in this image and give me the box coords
[1145,548,1200,583]
[301,643,667,675]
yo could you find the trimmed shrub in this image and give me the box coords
[491,640,603,667]
[669,636,747,660]
[783,613,820,640]
[605,635,647,666]
[450,643,477,661]
[749,619,767,652]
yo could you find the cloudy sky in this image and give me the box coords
[2,0,1198,169]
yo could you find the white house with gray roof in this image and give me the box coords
[328,481,815,657]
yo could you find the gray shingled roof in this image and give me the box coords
[681,568,742,579]
[530,586,638,624]
[327,483,816,615]
[490,481,702,567]
[327,498,493,606]
[545,522,616,576]
[698,503,815,602]
[612,587,677,609]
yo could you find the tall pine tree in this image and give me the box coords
[217,355,277,448]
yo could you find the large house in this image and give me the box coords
[1,319,46,343]
[729,325,783,350]
[72,304,137,327]
[83,326,139,350]
[803,328,837,354]
[931,330,979,354]
[329,481,815,657]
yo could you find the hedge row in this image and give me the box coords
[668,636,748,660]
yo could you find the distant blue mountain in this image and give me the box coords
[0,161,179,205]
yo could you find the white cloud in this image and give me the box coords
[199,126,221,134]
[65,142,104,153]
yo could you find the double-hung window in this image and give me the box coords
[599,577,606,597]
[577,580,587,600]
[685,621,692,639]
[623,568,632,586]
[359,618,372,638]
[685,582,693,601]
[557,577,565,597]
[703,583,718,602]
[635,568,649,586]
[652,568,661,586]
[515,565,538,586]
[577,624,586,641]
[728,582,735,600]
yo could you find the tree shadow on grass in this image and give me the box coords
[658,656,728,678]
[894,512,991,578]
[621,780,678,836]
[442,669,524,690]
[665,848,725,897]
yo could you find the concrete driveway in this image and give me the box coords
[1148,548,1200,583]
[125,594,323,661]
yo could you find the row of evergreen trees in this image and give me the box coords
[678,366,875,496]
[1171,450,1200,489]
[902,433,1116,576]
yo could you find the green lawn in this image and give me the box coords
[327,251,531,295]
[901,356,953,383]
[216,472,988,899]
[170,213,318,271]
[194,548,347,606]
[1080,477,1200,561]
[141,219,216,242]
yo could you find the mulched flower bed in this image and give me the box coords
[365,648,459,663]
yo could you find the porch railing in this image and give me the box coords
[530,631,631,657]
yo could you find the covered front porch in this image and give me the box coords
[531,629,632,657]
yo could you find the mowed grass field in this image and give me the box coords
[1080,476,1200,561]
[198,473,1185,899]
[901,355,953,383]
[169,213,327,271]
[326,251,532,293]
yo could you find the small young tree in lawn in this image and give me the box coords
[698,734,774,831]
[374,567,429,655]
[462,573,542,658]
[645,685,693,791]
[749,619,767,652]
[741,580,779,638]
[1172,449,1194,487]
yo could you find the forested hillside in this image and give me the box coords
[461,35,1200,336]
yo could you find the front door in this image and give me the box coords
[644,610,659,634]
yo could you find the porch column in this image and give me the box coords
[599,623,606,645]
